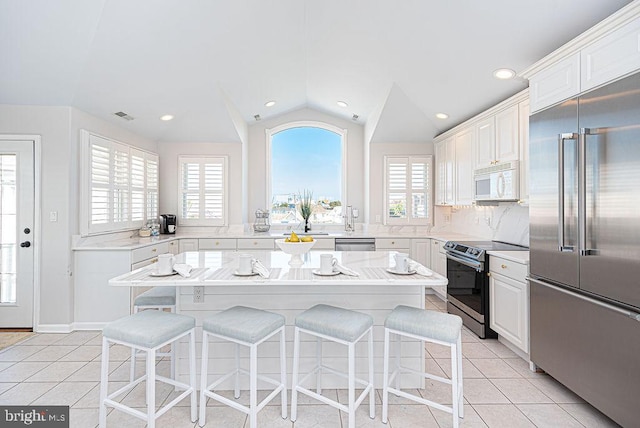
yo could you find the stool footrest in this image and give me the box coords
[391,366,453,386]
[386,386,453,415]
[294,386,348,413]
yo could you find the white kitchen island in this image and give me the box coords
[109,250,447,388]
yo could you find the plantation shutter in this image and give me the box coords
[82,131,159,235]
[385,155,432,225]
[179,156,227,226]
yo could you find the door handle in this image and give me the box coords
[558,133,577,253]
[20,241,31,248]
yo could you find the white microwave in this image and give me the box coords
[474,161,519,201]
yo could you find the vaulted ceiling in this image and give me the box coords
[0,0,631,143]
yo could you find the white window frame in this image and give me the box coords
[384,155,433,225]
[265,121,348,225]
[178,155,228,226]
[79,130,159,236]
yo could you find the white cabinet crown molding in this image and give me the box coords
[519,1,640,79]
[433,90,528,144]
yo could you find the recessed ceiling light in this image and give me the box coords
[160,114,174,121]
[264,101,276,107]
[493,68,516,80]
[436,113,449,120]
[337,101,348,108]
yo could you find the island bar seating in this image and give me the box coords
[291,304,375,428]
[130,286,177,382]
[382,305,464,428]
[99,310,197,428]
[198,306,287,428]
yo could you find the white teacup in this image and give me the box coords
[157,253,175,275]
[320,254,335,274]
[394,252,409,273]
[238,254,254,275]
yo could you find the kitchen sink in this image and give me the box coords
[282,232,330,235]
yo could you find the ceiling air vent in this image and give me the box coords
[113,111,135,121]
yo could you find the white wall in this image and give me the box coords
[0,104,157,328]
[247,108,365,226]
[368,142,433,226]
[156,141,243,227]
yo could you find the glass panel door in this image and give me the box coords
[0,154,17,304]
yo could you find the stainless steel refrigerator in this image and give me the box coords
[529,71,640,427]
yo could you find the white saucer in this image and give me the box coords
[233,271,259,277]
[312,269,341,276]
[149,270,178,277]
[386,268,416,275]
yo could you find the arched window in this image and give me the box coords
[266,122,346,225]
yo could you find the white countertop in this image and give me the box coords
[73,230,481,251]
[487,250,530,264]
[109,250,448,287]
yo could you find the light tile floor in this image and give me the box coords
[0,295,620,427]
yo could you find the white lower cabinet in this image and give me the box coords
[430,239,447,299]
[179,238,198,252]
[410,239,431,268]
[376,238,411,255]
[489,256,529,354]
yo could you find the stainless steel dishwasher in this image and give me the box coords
[334,238,375,251]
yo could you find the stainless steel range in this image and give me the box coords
[444,240,527,339]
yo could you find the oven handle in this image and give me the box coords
[446,252,484,271]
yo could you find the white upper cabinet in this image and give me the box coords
[434,137,455,206]
[433,89,528,205]
[529,53,580,113]
[474,118,495,169]
[455,127,474,205]
[518,100,530,204]
[581,17,640,92]
[495,105,520,163]
[524,5,640,113]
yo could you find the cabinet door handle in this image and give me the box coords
[152,248,157,253]
[151,258,158,263]
[501,264,507,269]
[215,241,220,245]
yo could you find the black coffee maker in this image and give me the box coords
[159,214,177,234]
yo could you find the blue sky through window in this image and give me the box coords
[271,127,342,201]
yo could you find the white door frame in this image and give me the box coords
[0,135,41,330]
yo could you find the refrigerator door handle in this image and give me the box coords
[579,128,596,256]
[558,133,577,252]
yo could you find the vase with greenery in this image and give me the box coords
[298,189,313,232]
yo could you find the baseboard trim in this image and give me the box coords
[35,322,106,333]
[35,324,74,333]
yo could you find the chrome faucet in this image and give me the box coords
[344,205,359,232]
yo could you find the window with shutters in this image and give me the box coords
[178,156,227,226]
[80,131,159,236]
[384,155,432,225]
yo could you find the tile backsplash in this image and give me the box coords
[431,203,529,247]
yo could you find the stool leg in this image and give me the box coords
[146,347,156,428]
[234,343,241,399]
[129,348,136,383]
[394,333,401,392]
[189,330,197,423]
[279,327,287,419]
[291,327,301,422]
[348,341,355,428]
[382,328,390,424]
[198,331,209,427]
[99,337,110,428]
[457,333,464,418]
[316,336,322,395]
[368,328,375,419]
[249,342,258,428]
[170,306,176,384]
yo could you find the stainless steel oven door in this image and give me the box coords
[446,253,486,318]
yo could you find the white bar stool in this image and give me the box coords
[291,304,375,428]
[130,286,177,383]
[99,310,197,428]
[199,306,287,428]
[382,305,463,428]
